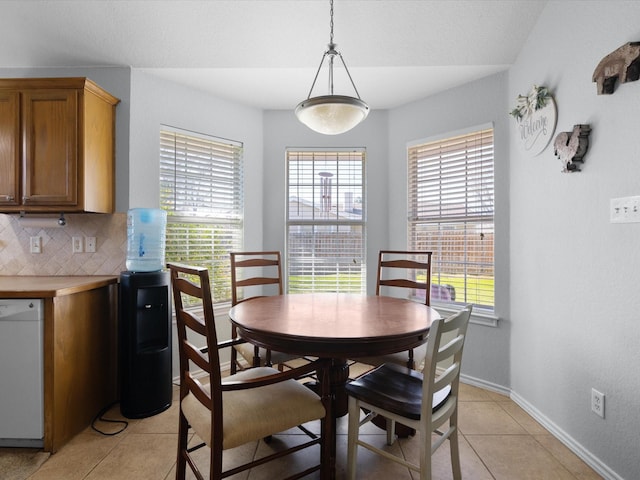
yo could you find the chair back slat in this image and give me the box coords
[235,276,281,288]
[183,374,213,410]
[182,339,212,374]
[179,310,207,337]
[234,257,280,268]
[379,258,429,270]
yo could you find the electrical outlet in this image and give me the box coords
[610,196,640,223]
[591,388,605,418]
[85,236,96,253]
[30,236,42,254]
[72,236,83,253]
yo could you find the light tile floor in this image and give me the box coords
[28,366,602,480]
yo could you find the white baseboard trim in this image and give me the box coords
[460,373,621,480]
[460,372,511,396]
[510,391,622,480]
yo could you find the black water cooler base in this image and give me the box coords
[119,270,172,419]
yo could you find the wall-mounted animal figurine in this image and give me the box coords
[592,41,640,94]
[553,124,591,173]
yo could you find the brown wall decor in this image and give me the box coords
[592,41,640,94]
[553,124,591,173]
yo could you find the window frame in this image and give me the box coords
[159,125,244,306]
[407,124,495,315]
[285,148,367,294]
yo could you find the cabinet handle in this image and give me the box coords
[22,196,30,203]
[1,195,14,201]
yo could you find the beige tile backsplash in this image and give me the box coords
[0,213,127,276]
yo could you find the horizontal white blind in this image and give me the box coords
[408,128,494,310]
[287,149,366,293]
[160,128,243,303]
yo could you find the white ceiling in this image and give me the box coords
[0,0,547,110]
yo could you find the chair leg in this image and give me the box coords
[419,429,432,480]
[265,349,273,367]
[347,396,360,480]
[176,412,189,480]
[252,345,261,367]
[210,443,224,480]
[407,348,415,369]
[386,417,397,445]
[230,347,238,374]
[449,426,462,480]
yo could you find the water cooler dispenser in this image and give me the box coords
[119,209,172,418]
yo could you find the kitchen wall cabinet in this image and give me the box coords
[0,77,120,213]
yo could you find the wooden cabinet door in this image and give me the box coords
[22,90,78,208]
[0,91,20,206]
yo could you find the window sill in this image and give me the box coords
[432,303,499,327]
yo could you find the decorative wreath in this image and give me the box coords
[509,85,552,121]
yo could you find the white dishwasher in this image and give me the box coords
[0,299,44,448]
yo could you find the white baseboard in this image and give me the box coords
[460,372,511,396]
[461,373,622,480]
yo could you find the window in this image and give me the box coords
[408,126,494,311]
[160,127,243,304]
[286,149,366,293]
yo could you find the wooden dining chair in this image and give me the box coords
[357,250,433,370]
[346,304,473,480]
[229,251,301,373]
[168,262,332,480]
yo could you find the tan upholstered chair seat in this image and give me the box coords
[233,343,298,368]
[182,367,325,450]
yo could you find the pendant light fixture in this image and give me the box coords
[295,0,369,135]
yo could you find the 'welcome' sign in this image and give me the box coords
[510,85,557,156]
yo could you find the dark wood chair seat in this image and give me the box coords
[346,362,451,421]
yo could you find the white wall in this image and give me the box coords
[128,72,265,377]
[509,2,640,479]
[262,109,389,293]
[129,71,264,250]
[388,72,512,390]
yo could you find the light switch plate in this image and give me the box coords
[72,236,83,253]
[30,236,42,254]
[610,196,640,223]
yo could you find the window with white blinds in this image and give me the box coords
[408,126,494,311]
[160,127,243,304]
[286,149,366,293]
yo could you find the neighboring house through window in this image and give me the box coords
[408,125,495,312]
[160,126,243,304]
[286,148,366,293]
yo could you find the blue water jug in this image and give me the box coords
[126,208,167,272]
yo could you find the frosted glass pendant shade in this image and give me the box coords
[295,95,369,135]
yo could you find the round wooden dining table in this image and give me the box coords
[228,292,441,478]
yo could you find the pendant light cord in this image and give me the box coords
[329,0,334,45]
